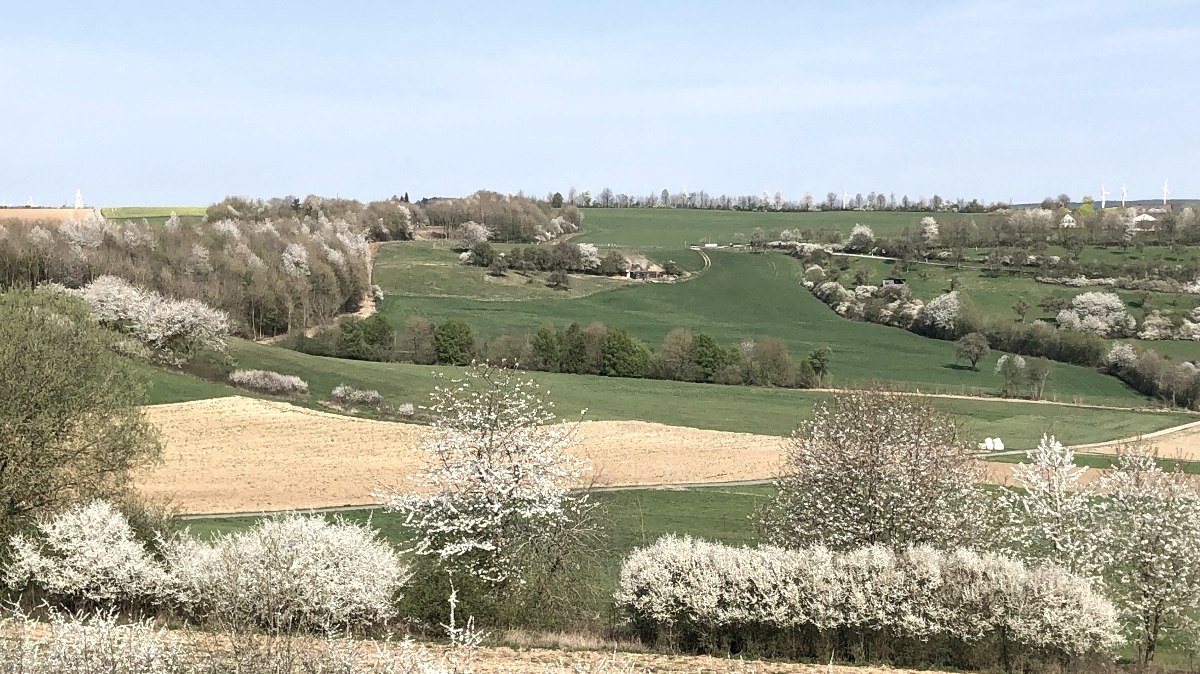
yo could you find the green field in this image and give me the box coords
[102,206,206,220]
[135,339,1192,449]
[374,242,629,300]
[379,249,1160,406]
[575,208,989,248]
[832,256,1199,361]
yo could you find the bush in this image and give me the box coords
[434,319,475,365]
[164,515,408,631]
[4,501,165,608]
[330,384,383,407]
[227,369,309,396]
[616,536,1121,666]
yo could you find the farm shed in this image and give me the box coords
[627,262,666,280]
[882,277,907,287]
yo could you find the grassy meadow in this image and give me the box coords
[137,339,1193,449]
[379,249,1157,406]
[574,208,991,248]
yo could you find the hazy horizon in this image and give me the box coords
[3,1,1197,206]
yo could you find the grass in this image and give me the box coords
[380,249,1158,407]
[833,256,1199,358]
[135,338,1194,449]
[574,208,990,248]
[989,451,1200,474]
[373,242,626,300]
[101,206,207,219]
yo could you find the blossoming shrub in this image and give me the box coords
[1056,291,1136,337]
[164,515,408,631]
[66,276,230,365]
[616,536,1121,668]
[4,501,164,607]
[331,383,383,407]
[227,369,309,396]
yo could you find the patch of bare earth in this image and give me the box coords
[140,396,1189,515]
[136,397,786,514]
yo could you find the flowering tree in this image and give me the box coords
[919,291,961,337]
[616,535,1121,665]
[998,435,1102,576]
[1056,291,1137,337]
[995,353,1026,397]
[454,221,492,251]
[757,391,984,551]
[68,276,231,366]
[164,514,408,631]
[4,501,164,606]
[1105,342,1138,372]
[1097,447,1200,664]
[920,216,939,243]
[379,363,595,587]
[845,223,875,252]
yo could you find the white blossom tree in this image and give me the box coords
[453,221,491,251]
[757,391,984,551]
[379,363,595,587]
[919,291,961,337]
[1097,446,1200,664]
[1105,342,1138,371]
[995,353,1026,398]
[999,435,1102,576]
[846,223,875,252]
[1056,291,1136,337]
[920,216,939,243]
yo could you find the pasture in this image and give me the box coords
[574,208,990,248]
[380,249,1157,406]
[373,241,627,300]
[139,339,1192,447]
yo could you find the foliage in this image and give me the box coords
[165,514,408,631]
[0,212,370,338]
[0,290,161,541]
[434,319,475,365]
[954,332,989,370]
[603,327,652,378]
[757,391,983,551]
[379,364,594,587]
[227,369,309,396]
[616,535,1121,665]
[995,354,1026,398]
[919,291,961,338]
[62,276,230,366]
[4,501,164,607]
[1056,291,1137,337]
[331,384,383,407]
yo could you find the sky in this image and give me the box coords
[1,1,1197,207]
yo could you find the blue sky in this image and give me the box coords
[2,1,1196,206]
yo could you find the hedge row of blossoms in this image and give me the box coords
[3,502,408,632]
[0,211,370,338]
[616,536,1119,668]
[40,276,231,366]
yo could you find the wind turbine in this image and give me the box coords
[1121,184,1127,208]
[1162,179,1170,206]
[1100,184,1109,210]
[841,187,849,210]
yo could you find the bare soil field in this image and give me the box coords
[0,207,100,222]
[1073,420,1200,460]
[136,396,785,514]
[139,396,1194,514]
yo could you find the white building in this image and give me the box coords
[1059,213,1078,228]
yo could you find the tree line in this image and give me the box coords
[292,314,834,390]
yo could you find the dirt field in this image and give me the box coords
[0,207,100,223]
[1073,420,1200,460]
[138,396,1200,514]
[136,396,786,514]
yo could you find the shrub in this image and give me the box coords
[4,501,165,607]
[227,369,309,396]
[164,515,408,631]
[331,384,383,407]
[918,291,962,338]
[616,536,1121,665]
[1056,291,1136,337]
[434,319,475,365]
[1105,342,1138,371]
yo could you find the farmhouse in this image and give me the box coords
[1132,213,1158,232]
[627,262,666,280]
[1059,213,1078,228]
